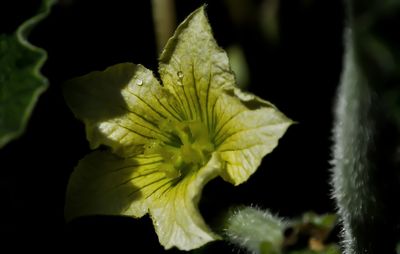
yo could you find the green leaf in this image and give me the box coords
[0,0,54,148]
[301,212,337,230]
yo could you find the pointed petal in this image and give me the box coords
[65,151,172,221]
[159,6,235,124]
[64,63,184,157]
[149,153,222,250]
[214,88,293,185]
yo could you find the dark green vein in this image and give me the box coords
[126,90,167,119]
[127,177,167,197]
[213,110,245,141]
[191,61,203,121]
[154,96,183,121]
[116,122,156,140]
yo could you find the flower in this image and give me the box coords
[64,6,292,251]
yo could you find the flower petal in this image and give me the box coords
[149,153,222,250]
[65,150,222,250]
[65,151,170,221]
[158,6,235,125]
[156,5,293,185]
[214,88,293,185]
[64,63,184,157]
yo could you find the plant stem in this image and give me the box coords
[331,1,400,253]
[151,0,176,54]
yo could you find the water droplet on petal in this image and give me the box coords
[136,79,143,86]
[176,71,184,86]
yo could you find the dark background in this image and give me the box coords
[0,0,344,252]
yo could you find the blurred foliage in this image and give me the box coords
[224,0,280,44]
[284,212,339,254]
[350,0,400,127]
[227,44,250,89]
[287,244,340,254]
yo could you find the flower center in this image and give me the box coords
[145,120,214,178]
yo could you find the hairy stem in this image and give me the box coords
[220,206,285,254]
[331,1,400,252]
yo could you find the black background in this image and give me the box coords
[0,0,344,252]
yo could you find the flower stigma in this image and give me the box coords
[145,120,214,179]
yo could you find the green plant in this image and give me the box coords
[2,1,400,253]
[0,0,54,147]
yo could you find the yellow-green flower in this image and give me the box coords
[64,6,292,251]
